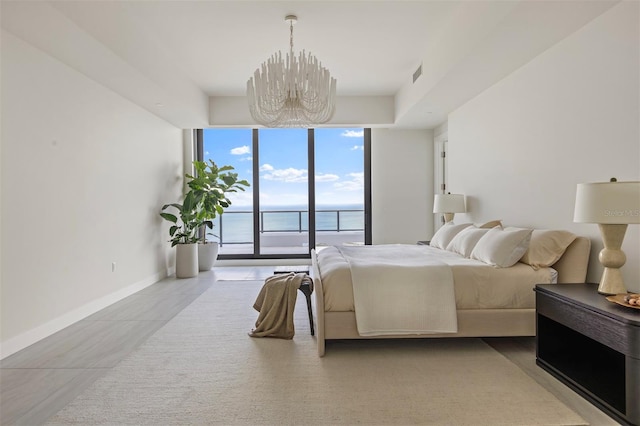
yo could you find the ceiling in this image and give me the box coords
[1,0,619,129]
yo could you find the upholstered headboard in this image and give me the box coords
[551,236,591,283]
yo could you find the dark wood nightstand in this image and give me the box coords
[535,283,640,426]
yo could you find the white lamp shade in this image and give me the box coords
[574,181,640,224]
[433,194,466,214]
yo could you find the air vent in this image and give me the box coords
[413,64,422,83]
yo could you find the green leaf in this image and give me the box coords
[162,203,183,211]
[163,159,249,245]
[160,213,178,223]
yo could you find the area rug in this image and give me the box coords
[46,280,587,425]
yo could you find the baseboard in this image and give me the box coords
[0,270,169,360]
[216,258,311,267]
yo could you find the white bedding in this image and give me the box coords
[339,246,458,336]
[317,244,558,312]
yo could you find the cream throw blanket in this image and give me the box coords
[250,273,308,339]
[339,245,458,336]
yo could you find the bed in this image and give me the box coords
[310,225,591,356]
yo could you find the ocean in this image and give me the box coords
[214,204,364,243]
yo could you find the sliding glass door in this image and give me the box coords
[257,128,310,255]
[314,129,366,248]
[199,128,370,259]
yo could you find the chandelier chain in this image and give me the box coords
[290,19,294,53]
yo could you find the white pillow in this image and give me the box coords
[430,223,472,250]
[470,227,533,267]
[519,229,576,269]
[446,226,493,258]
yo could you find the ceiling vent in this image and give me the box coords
[413,64,422,83]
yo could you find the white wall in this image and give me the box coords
[447,2,640,292]
[210,96,395,128]
[371,129,433,244]
[0,31,184,357]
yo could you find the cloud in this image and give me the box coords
[261,168,338,183]
[239,156,253,161]
[227,191,253,207]
[230,145,250,155]
[341,130,364,138]
[350,145,364,151]
[334,172,364,191]
[344,172,364,183]
[262,167,308,183]
[315,173,340,182]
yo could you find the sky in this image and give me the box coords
[203,128,364,209]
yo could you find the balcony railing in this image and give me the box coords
[214,209,364,246]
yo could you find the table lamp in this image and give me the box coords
[574,179,640,295]
[433,193,466,224]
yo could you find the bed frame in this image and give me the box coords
[310,237,591,357]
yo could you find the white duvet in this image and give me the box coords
[338,245,458,336]
[317,244,558,314]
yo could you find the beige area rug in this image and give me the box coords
[46,280,586,426]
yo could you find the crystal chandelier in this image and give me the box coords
[247,15,337,128]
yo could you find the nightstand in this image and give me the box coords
[535,283,639,426]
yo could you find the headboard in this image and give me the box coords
[551,236,591,283]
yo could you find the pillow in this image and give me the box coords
[475,220,503,229]
[430,223,472,250]
[470,227,533,268]
[446,226,493,257]
[520,229,577,269]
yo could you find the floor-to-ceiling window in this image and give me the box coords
[201,129,254,256]
[314,128,367,248]
[257,128,310,255]
[199,128,370,259]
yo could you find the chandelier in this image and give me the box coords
[246,15,337,128]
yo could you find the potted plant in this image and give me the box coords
[186,160,250,270]
[159,190,207,278]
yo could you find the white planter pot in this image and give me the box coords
[198,242,219,271]
[175,243,198,278]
